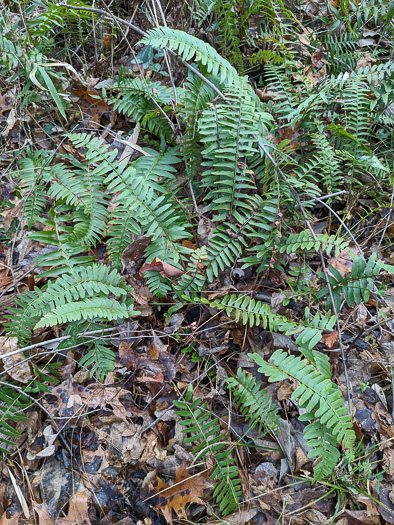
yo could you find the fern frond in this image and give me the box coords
[226,368,279,434]
[34,297,132,328]
[279,230,350,256]
[111,77,175,139]
[174,386,242,515]
[5,264,132,343]
[205,197,277,280]
[198,78,271,218]
[302,419,340,480]
[317,253,382,311]
[140,27,239,84]
[79,339,115,379]
[67,133,191,266]
[250,350,355,450]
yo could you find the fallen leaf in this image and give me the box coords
[328,250,353,277]
[121,236,152,272]
[0,93,13,123]
[33,502,54,525]
[80,384,130,422]
[57,491,91,525]
[0,513,20,525]
[311,50,324,68]
[140,257,184,278]
[205,508,258,525]
[355,53,377,73]
[153,462,212,524]
[0,336,32,383]
[72,88,116,130]
[322,331,339,349]
[119,339,182,381]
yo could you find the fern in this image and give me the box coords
[198,77,271,219]
[140,27,239,84]
[111,77,176,139]
[250,350,356,478]
[0,386,30,454]
[174,386,242,516]
[278,230,350,256]
[317,253,383,312]
[226,368,279,434]
[13,151,49,228]
[5,264,133,344]
[180,71,216,181]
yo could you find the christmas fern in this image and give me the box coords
[250,350,356,479]
[5,264,134,344]
[174,386,242,516]
[140,27,239,84]
[226,368,279,435]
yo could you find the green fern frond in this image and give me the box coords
[67,133,191,266]
[226,368,279,434]
[250,350,355,450]
[5,264,132,343]
[279,230,350,256]
[140,26,239,84]
[198,78,271,218]
[79,340,115,379]
[35,297,132,328]
[317,253,383,311]
[174,386,242,516]
[302,419,340,480]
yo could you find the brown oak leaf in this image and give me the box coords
[153,462,212,524]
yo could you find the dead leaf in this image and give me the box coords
[0,513,20,525]
[57,491,91,525]
[0,93,13,123]
[355,53,377,73]
[72,88,116,130]
[205,508,258,525]
[140,257,184,278]
[0,336,33,383]
[33,502,54,525]
[322,331,339,349]
[1,201,24,233]
[119,339,183,381]
[153,462,212,524]
[311,50,324,68]
[80,384,130,422]
[303,63,327,85]
[121,236,152,272]
[328,250,353,277]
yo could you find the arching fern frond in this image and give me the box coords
[250,350,355,450]
[34,297,131,328]
[68,133,191,265]
[5,264,133,343]
[198,78,272,219]
[278,230,350,256]
[140,27,239,84]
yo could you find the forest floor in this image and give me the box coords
[0,0,394,524]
